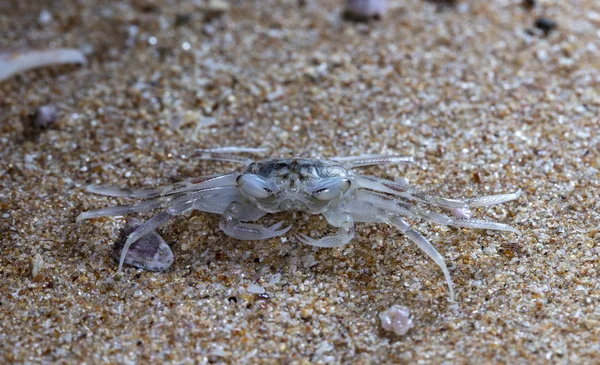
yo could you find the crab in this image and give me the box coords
[77,147,522,300]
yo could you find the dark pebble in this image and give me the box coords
[23,104,58,139]
[522,0,535,10]
[534,17,557,36]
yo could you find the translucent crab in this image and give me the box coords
[78,148,522,300]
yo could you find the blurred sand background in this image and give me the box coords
[1,0,600,363]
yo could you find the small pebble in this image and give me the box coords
[32,105,58,129]
[38,10,52,25]
[111,218,174,272]
[522,0,535,10]
[343,0,386,21]
[379,305,414,336]
[22,105,58,139]
[534,18,557,36]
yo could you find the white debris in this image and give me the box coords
[379,305,413,336]
[0,47,86,81]
[268,273,281,285]
[247,283,265,294]
[31,253,44,277]
[38,10,53,25]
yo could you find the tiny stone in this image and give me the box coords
[206,0,230,12]
[534,18,557,36]
[23,105,59,138]
[343,0,387,21]
[300,307,312,319]
[522,0,535,9]
[38,10,52,25]
[379,305,414,336]
[34,105,59,128]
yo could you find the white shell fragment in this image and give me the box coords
[379,305,413,336]
[0,47,86,81]
[111,218,174,272]
[31,253,44,277]
[247,283,266,294]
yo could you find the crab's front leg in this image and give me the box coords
[296,209,355,248]
[220,201,292,240]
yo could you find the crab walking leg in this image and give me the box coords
[77,186,239,223]
[115,189,242,273]
[353,189,416,218]
[450,218,521,235]
[351,176,468,210]
[189,151,257,165]
[355,189,456,225]
[76,197,167,222]
[464,189,522,207]
[193,147,268,154]
[386,214,455,301]
[85,173,238,199]
[353,189,521,234]
[219,201,292,240]
[344,201,455,300]
[296,211,355,248]
[332,155,414,169]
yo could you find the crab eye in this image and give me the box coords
[237,174,278,199]
[309,178,351,201]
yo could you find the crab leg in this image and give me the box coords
[353,189,521,234]
[113,187,240,274]
[448,218,521,234]
[296,211,355,248]
[76,197,167,222]
[219,201,292,240]
[332,155,414,169]
[353,189,416,218]
[351,175,468,209]
[387,214,455,301]
[194,147,268,154]
[85,173,238,199]
[77,186,239,222]
[465,189,522,207]
[342,200,455,300]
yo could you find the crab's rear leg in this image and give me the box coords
[296,210,355,248]
[331,155,414,169]
[344,200,455,300]
[387,215,455,301]
[219,201,292,240]
[351,176,468,210]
